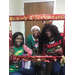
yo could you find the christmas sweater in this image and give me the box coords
[27,34,39,55]
[43,33,63,56]
[9,45,32,72]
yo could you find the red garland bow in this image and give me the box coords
[35,40,38,42]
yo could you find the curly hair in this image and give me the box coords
[12,32,24,46]
[39,23,59,53]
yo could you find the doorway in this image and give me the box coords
[24,1,54,44]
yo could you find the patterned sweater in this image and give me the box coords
[9,44,32,72]
[42,33,63,56]
[27,34,39,55]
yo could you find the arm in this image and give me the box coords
[9,47,15,63]
[55,47,63,55]
[52,33,63,55]
[54,33,63,55]
[23,44,32,56]
[9,47,14,59]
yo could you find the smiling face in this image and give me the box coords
[32,28,39,37]
[15,35,23,47]
[45,29,53,38]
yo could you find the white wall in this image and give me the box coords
[9,0,65,35]
[9,0,20,15]
[53,0,65,33]
[9,0,24,35]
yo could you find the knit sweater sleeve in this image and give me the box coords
[23,44,32,55]
[27,35,32,49]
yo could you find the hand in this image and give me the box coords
[45,54,49,56]
[55,47,63,55]
[25,54,29,56]
[55,49,60,52]
[24,54,29,62]
[9,47,15,59]
[9,46,15,53]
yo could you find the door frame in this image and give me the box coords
[22,0,56,44]
[23,0,56,14]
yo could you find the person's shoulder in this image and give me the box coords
[59,33,63,38]
[27,34,32,38]
[27,34,32,41]
[55,33,62,40]
[60,33,63,37]
[57,33,63,37]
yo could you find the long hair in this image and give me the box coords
[12,32,24,46]
[39,23,59,53]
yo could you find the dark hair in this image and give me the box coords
[39,23,59,53]
[12,32,24,46]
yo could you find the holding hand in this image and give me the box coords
[55,47,63,55]
[9,46,15,59]
[25,54,29,56]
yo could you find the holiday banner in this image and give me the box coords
[9,14,65,61]
[9,14,65,21]
[9,22,13,47]
[12,55,65,67]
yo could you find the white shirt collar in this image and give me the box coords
[32,34,38,41]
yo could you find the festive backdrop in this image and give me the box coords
[9,22,13,47]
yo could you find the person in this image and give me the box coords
[27,25,40,55]
[39,23,65,75]
[27,25,42,75]
[9,32,35,75]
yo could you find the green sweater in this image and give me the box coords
[27,34,39,55]
[9,46,24,72]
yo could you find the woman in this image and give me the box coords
[27,25,40,55]
[9,32,35,75]
[39,23,65,75]
[27,25,42,75]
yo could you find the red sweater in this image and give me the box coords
[42,33,63,56]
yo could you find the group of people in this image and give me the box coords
[9,23,65,75]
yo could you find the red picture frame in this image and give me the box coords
[9,14,65,61]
